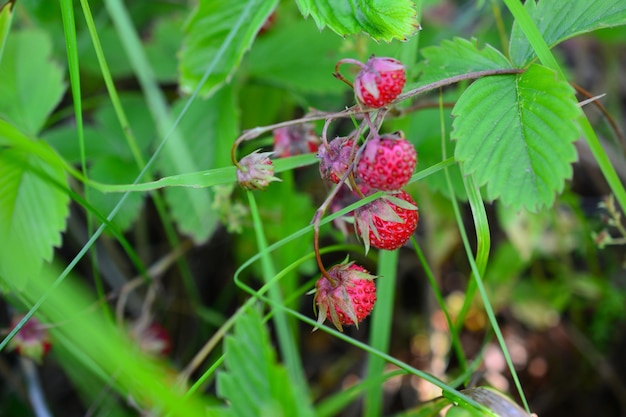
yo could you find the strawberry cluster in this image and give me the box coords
[312,56,419,329]
[232,55,417,331]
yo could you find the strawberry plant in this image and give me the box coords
[1,1,626,417]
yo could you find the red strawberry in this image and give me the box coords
[129,320,172,357]
[313,261,377,331]
[8,315,51,363]
[354,56,406,108]
[355,190,418,252]
[356,131,417,191]
[318,136,357,184]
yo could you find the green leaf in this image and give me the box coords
[179,0,278,97]
[0,29,66,136]
[451,64,581,212]
[295,0,418,42]
[156,86,238,243]
[0,145,69,290]
[217,307,314,417]
[509,0,626,67]
[402,91,467,200]
[244,18,351,95]
[417,37,513,87]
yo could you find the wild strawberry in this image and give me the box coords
[356,131,417,191]
[355,190,418,252]
[272,123,320,158]
[313,261,377,331]
[129,320,172,357]
[236,149,281,190]
[318,136,357,184]
[8,315,51,363]
[354,56,406,108]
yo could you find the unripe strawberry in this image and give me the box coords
[318,136,357,184]
[8,315,51,363]
[236,150,281,190]
[313,261,377,331]
[354,56,406,108]
[356,131,417,191]
[272,123,320,158]
[129,321,172,357]
[355,190,418,252]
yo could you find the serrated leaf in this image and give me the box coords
[295,0,418,42]
[0,29,66,137]
[179,0,278,97]
[417,37,513,86]
[0,146,69,290]
[217,307,314,417]
[510,0,626,67]
[451,64,581,212]
[156,86,238,243]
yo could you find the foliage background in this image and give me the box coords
[0,0,625,416]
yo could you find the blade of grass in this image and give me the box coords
[365,249,398,417]
[412,238,468,373]
[59,0,110,320]
[438,84,529,411]
[246,191,312,412]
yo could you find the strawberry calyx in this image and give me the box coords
[355,190,418,253]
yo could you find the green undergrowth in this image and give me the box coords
[1,1,625,416]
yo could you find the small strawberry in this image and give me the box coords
[313,260,377,331]
[356,131,417,191]
[318,136,357,184]
[236,149,281,190]
[354,56,406,108]
[355,190,418,252]
[272,123,320,158]
[129,320,172,357]
[7,315,51,363]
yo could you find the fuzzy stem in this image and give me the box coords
[333,58,365,89]
[229,68,525,167]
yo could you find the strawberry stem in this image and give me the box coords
[333,58,365,89]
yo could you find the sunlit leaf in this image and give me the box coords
[451,64,581,211]
[509,0,626,67]
[295,0,419,42]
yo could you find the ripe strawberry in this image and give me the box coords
[314,261,377,331]
[356,131,417,191]
[355,190,418,252]
[318,136,357,184]
[354,56,406,108]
